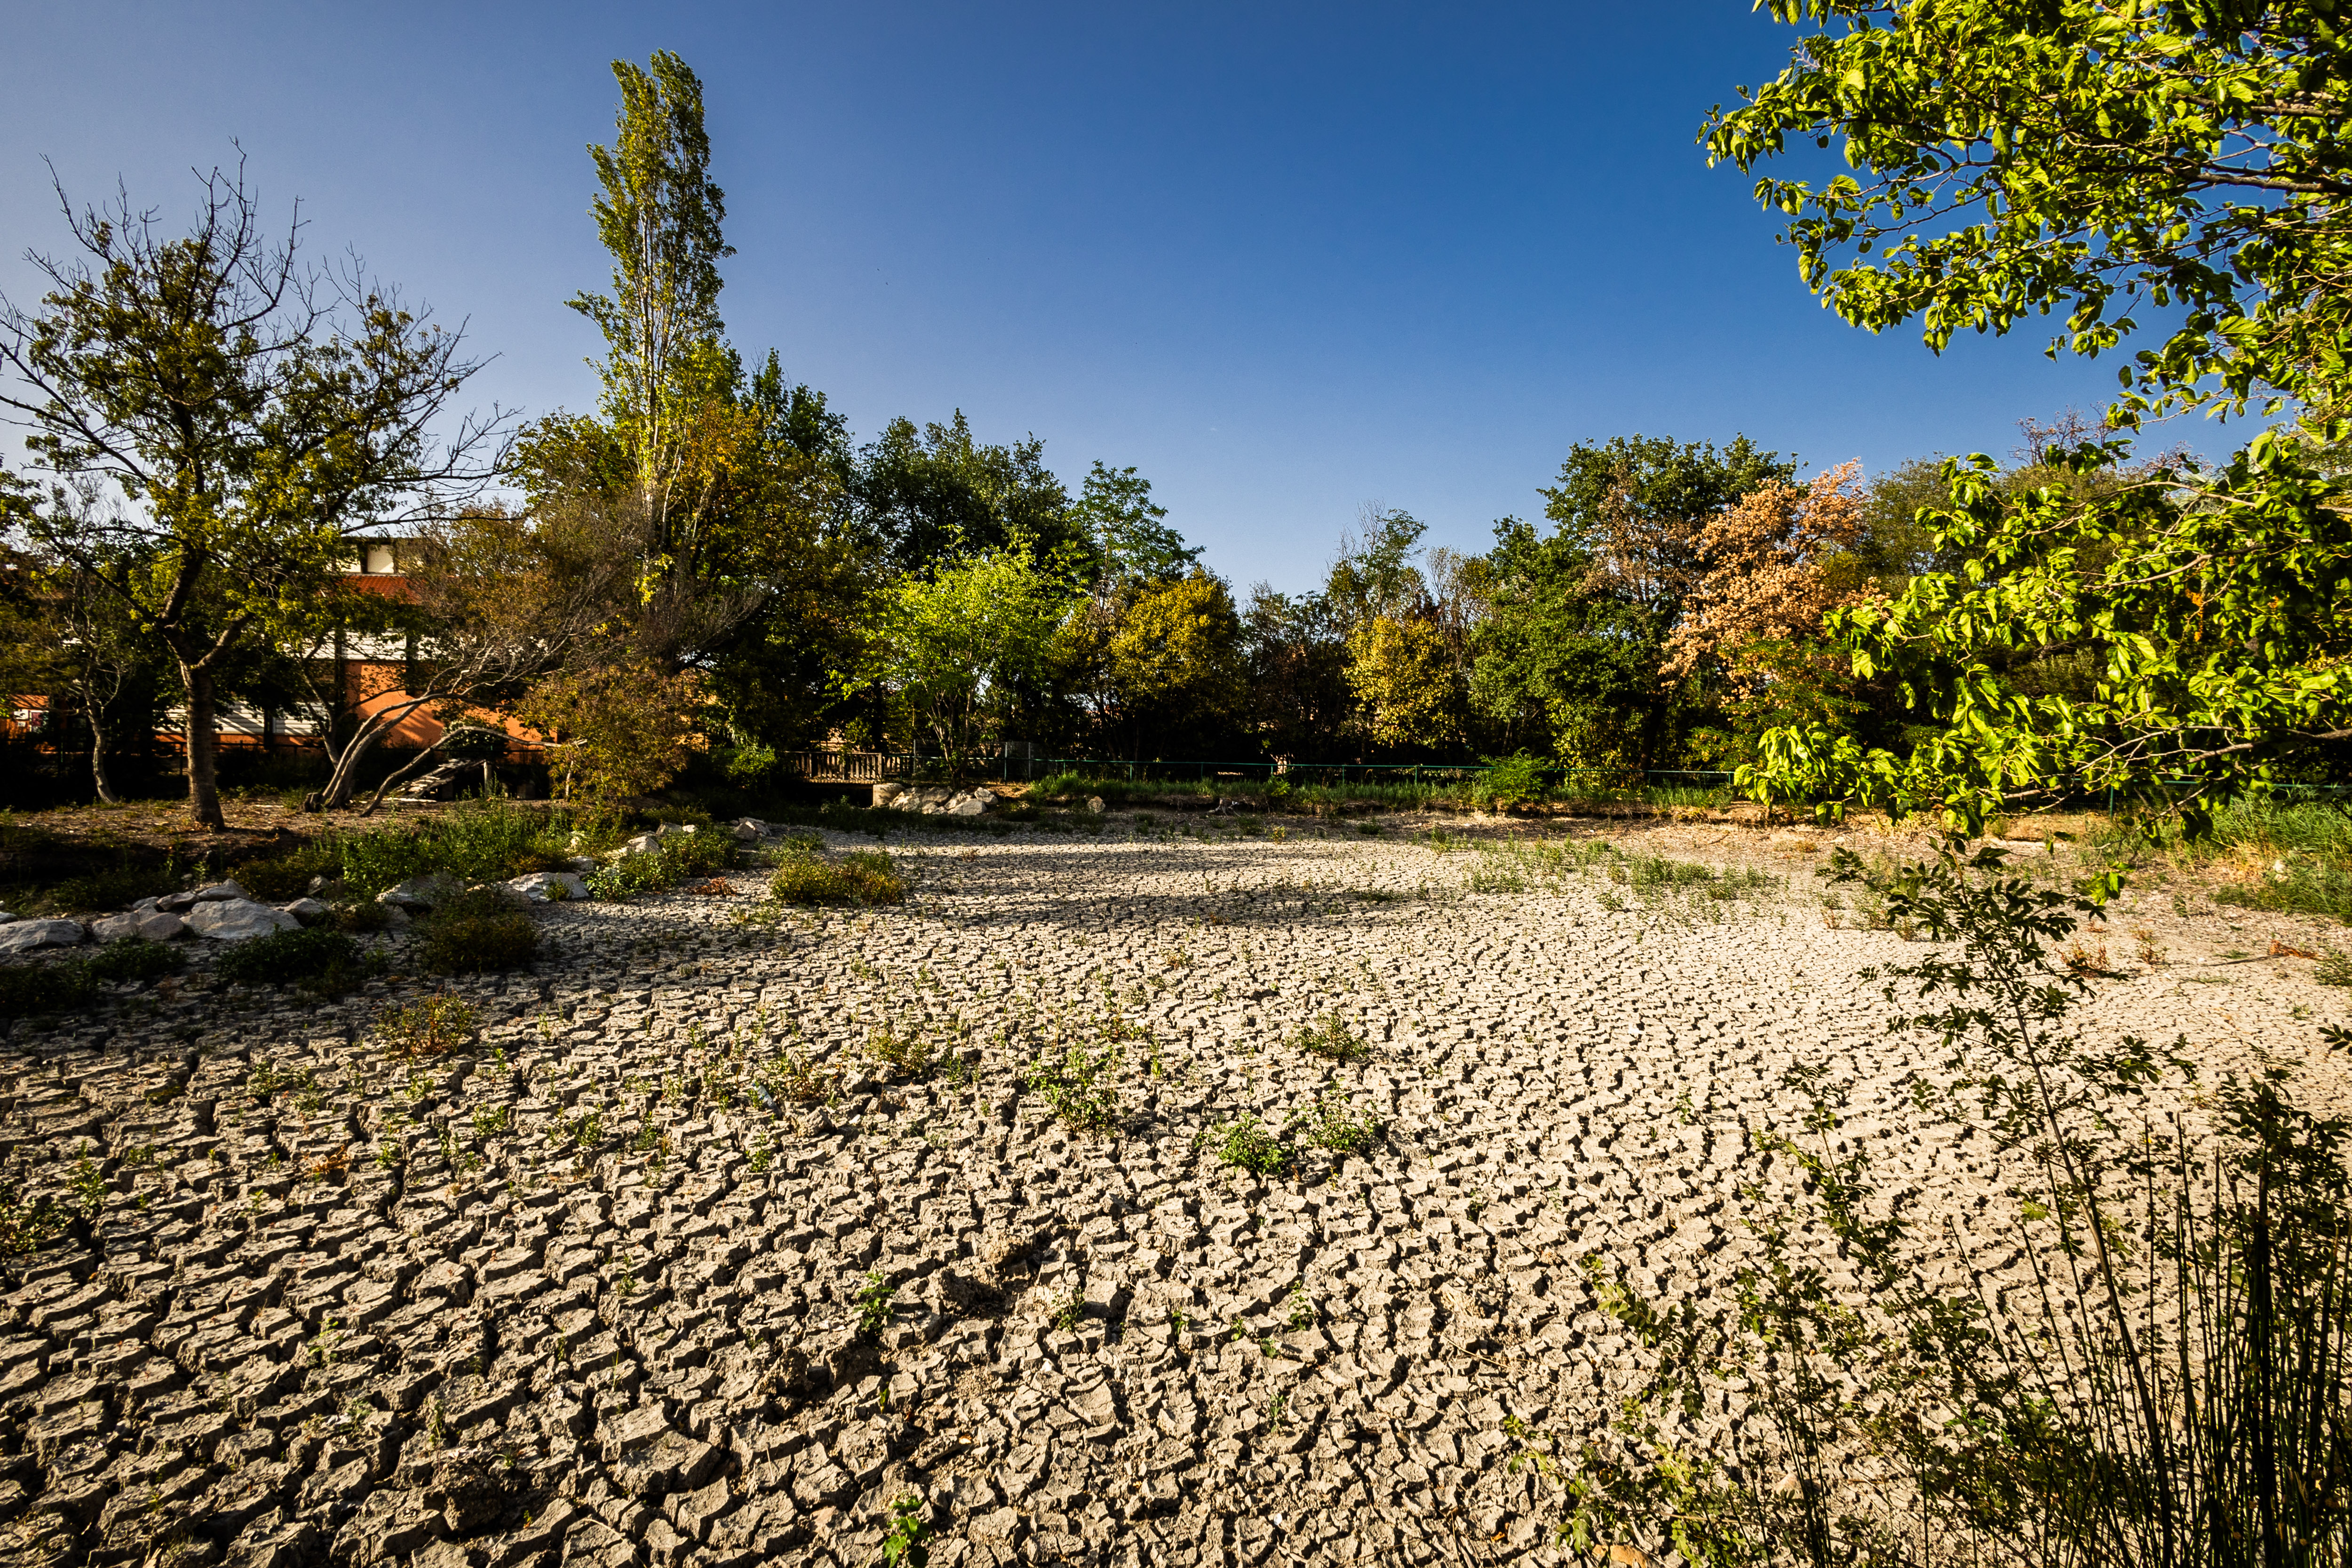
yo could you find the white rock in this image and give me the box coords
[872,782,905,807]
[731,817,766,843]
[945,791,991,816]
[619,833,660,857]
[377,873,463,912]
[0,918,85,954]
[282,898,331,924]
[191,881,250,903]
[1086,796,1107,814]
[506,872,588,902]
[185,899,300,941]
[91,910,188,943]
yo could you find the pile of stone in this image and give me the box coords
[0,879,318,954]
[0,861,618,958]
[871,782,994,816]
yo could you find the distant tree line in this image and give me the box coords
[4,18,2347,828]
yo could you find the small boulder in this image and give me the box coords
[731,816,767,843]
[377,873,464,913]
[191,881,250,903]
[1085,796,1107,814]
[281,898,331,925]
[156,891,199,913]
[186,899,301,941]
[872,782,905,807]
[944,791,991,816]
[655,821,697,838]
[0,918,85,955]
[506,871,588,902]
[91,910,188,943]
[617,833,660,858]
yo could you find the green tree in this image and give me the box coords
[1750,433,2352,832]
[1468,518,1660,768]
[1241,585,1351,758]
[1072,461,1200,590]
[1707,1,2352,424]
[848,550,1077,779]
[1104,571,1247,756]
[569,49,734,519]
[1713,7,2352,825]
[0,168,499,828]
[851,412,1081,574]
[1539,435,1795,630]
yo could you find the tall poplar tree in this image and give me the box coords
[568,49,734,555]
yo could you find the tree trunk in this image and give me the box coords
[183,662,226,829]
[88,714,117,805]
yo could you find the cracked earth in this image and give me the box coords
[0,816,2343,1568]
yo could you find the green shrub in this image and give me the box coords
[416,889,537,973]
[587,829,737,901]
[83,939,183,985]
[766,845,907,907]
[0,938,188,1020]
[233,857,318,901]
[1478,751,1549,809]
[40,862,185,913]
[0,962,96,1019]
[1210,1114,1289,1175]
[215,927,365,990]
[301,800,592,898]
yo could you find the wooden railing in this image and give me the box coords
[780,750,916,783]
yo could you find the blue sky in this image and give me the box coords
[3,2,2184,590]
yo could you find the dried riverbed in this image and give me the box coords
[0,818,2342,1567]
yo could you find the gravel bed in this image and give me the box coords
[0,820,2342,1568]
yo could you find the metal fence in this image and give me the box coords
[780,750,1736,790]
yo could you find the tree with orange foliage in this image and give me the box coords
[1662,462,1870,692]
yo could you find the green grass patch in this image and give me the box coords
[376,994,479,1058]
[239,800,608,901]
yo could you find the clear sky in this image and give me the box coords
[2,2,2182,591]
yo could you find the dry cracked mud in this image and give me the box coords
[0,816,2344,1568]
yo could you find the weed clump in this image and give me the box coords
[417,888,537,973]
[766,845,907,907]
[856,1269,897,1339]
[377,995,478,1059]
[753,1049,841,1106]
[1295,1091,1381,1154]
[216,928,364,991]
[589,829,736,900]
[1025,1043,1122,1135]
[1209,1114,1289,1176]
[1287,1012,1369,1063]
[866,1027,946,1081]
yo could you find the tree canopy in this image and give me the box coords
[1707,0,2352,424]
